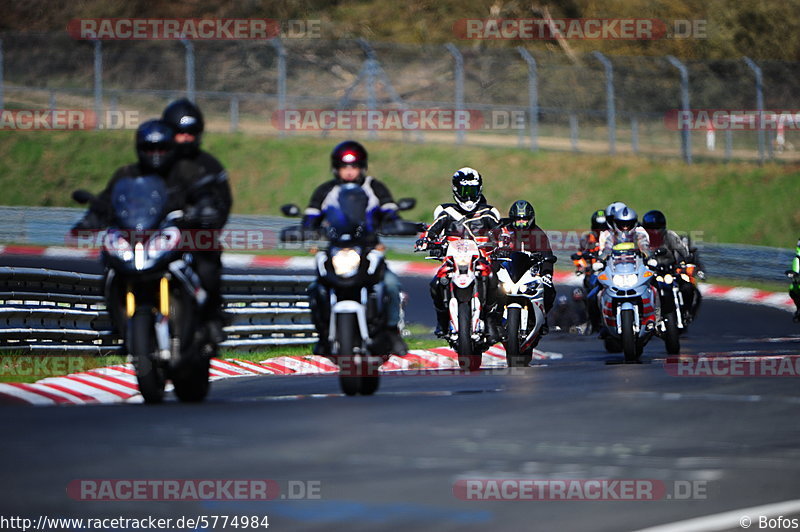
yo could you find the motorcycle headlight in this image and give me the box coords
[332,248,361,277]
[612,273,638,288]
[501,281,515,294]
[145,228,180,260]
[663,273,674,284]
[680,273,691,283]
[104,230,133,262]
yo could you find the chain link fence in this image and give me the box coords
[1,32,799,161]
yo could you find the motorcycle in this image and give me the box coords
[571,249,603,334]
[73,175,214,404]
[496,250,556,367]
[647,249,688,354]
[421,235,497,371]
[280,185,420,396]
[595,242,659,363]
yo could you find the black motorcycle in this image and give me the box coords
[281,185,420,396]
[73,175,215,404]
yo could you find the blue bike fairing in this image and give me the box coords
[110,175,168,231]
[322,184,378,243]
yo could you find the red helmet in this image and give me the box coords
[331,140,368,170]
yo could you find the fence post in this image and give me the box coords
[0,39,4,111]
[591,51,616,155]
[357,39,379,140]
[445,43,465,145]
[725,129,733,161]
[667,55,691,164]
[93,40,102,130]
[742,57,765,164]
[631,116,639,154]
[181,39,195,101]
[517,47,538,151]
[230,97,239,133]
[743,56,765,164]
[270,38,287,137]
[570,113,579,152]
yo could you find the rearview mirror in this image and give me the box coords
[72,189,95,205]
[281,204,301,217]
[397,198,416,211]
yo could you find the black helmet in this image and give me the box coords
[135,119,176,174]
[451,167,483,211]
[642,210,667,231]
[508,200,535,230]
[331,140,368,170]
[590,209,607,232]
[162,98,204,156]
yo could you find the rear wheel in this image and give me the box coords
[664,312,681,355]
[621,309,639,363]
[504,307,530,367]
[457,301,480,371]
[130,310,165,404]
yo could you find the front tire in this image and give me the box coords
[504,306,530,367]
[130,310,166,404]
[457,301,480,371]
[172,355,211,403]
[621,309,639,363]
[663,312,681,355]
[337,313,379,396]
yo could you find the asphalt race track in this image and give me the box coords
[1,255,800,532]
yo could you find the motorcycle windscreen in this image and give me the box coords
[506,251,533,281]
[323,184,374,241]
[110,175,168,231]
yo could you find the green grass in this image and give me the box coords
[0,130,798,248]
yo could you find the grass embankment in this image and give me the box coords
[0,131,798,248]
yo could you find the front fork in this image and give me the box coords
[125,275,173,361]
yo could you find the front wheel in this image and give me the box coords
[457,301,480,371]
[663,312,681,355]
[621,309,639,363]
[172,355,211,403]
[337,313,379,396]
[130,310,166,404]
[504,306,530,367]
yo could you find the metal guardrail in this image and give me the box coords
[0,267,317,354]
[0,206,796,283]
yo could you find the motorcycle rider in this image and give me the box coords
[572,209,607,333]
[71,118,231,345]
[498,200,556,319]
[641,209,701,322]
[161,99,233,343]
[415,167,503,340]
[599,206,650,259]
[304,140,407,356]
[786,238,800,322]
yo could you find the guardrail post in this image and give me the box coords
[591,51,616,155]
[445,43,465,145]
[517,47,539,151]
[667,55,691,164]
[743,56,766,164]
